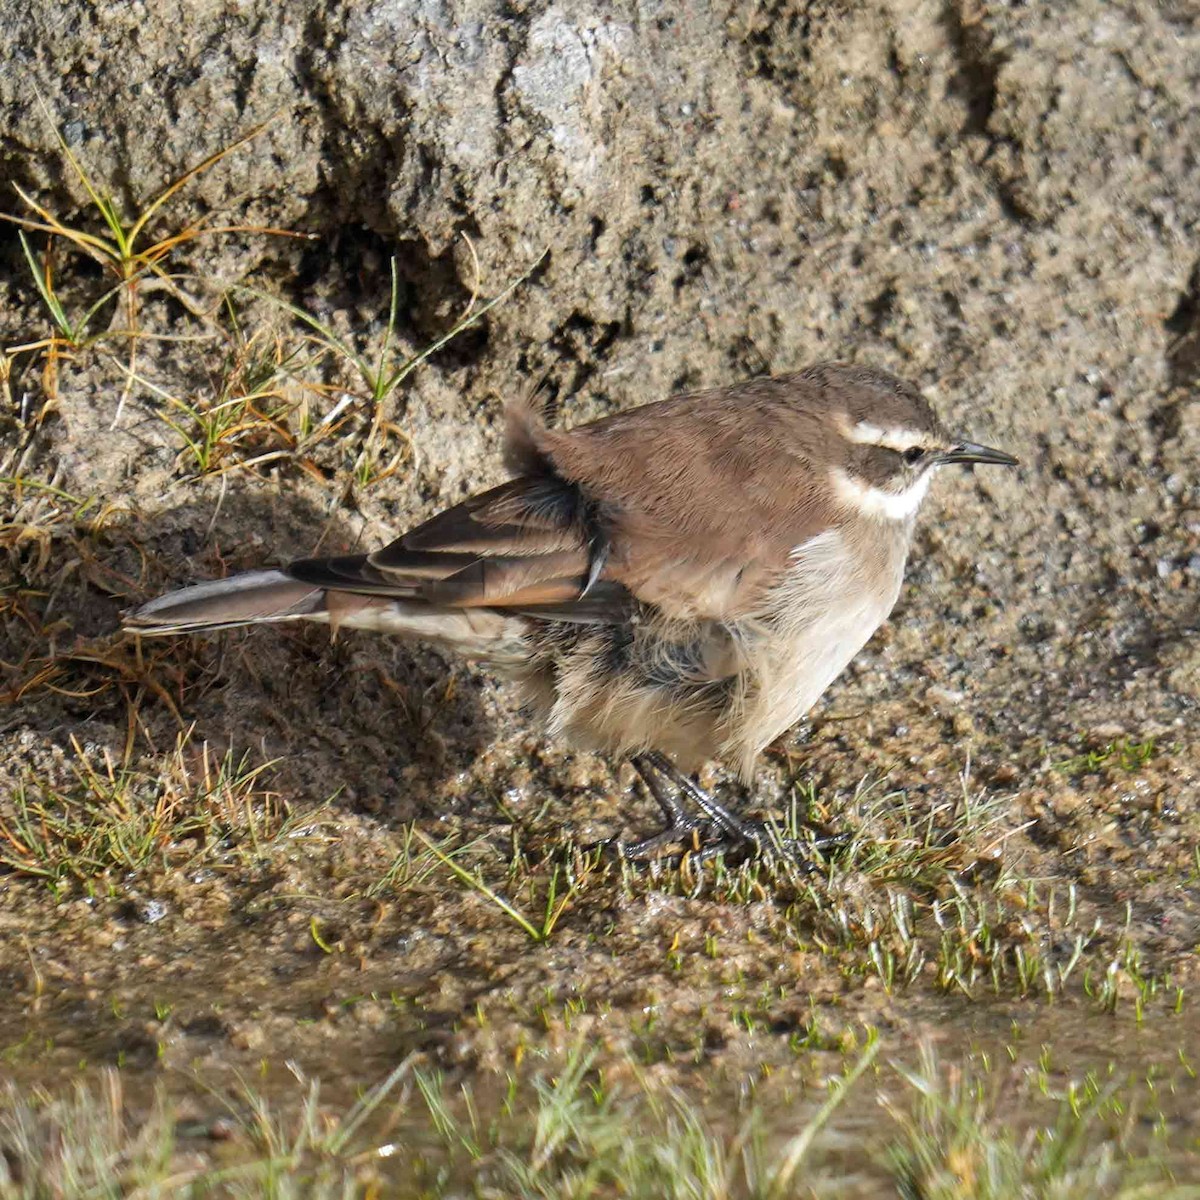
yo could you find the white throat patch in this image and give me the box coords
[829,465,933,521]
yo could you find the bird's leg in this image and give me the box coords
[648,752,851,853]
[620,754,713,859]
[620,752,764,861]
[641,751,764,847]
[630,754,695,829]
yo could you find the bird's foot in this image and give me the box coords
[622,751,844,866]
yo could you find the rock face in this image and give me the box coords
[2,0,1198,736]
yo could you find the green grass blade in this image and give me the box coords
[373,257,401,402]
[237,284,371,386]
[76,276,143,343]
[7,185,121,264]
[767,1027,881,1196]
[19,230,75,339]
[414,829,543,942]
[325,1056,415,1154]
[38,93,126,254]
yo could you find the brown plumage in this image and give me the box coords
[126,362,1016,853]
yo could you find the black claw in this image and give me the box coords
[637,751,762,846]
[630,753,693,830]
[618,821,708,862]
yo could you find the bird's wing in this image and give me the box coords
[525,382,838,622]
[287,474,635,623]
[128,381,840,641]
[291,380,836,626]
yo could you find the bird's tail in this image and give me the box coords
[122,569,531,661]
[123,570,325,635]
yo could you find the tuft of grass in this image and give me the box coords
[236,237,546,491]
[14,228,131,352]
[217,1057,414,1195]
[3,1038,1192,1198]
[881,1042,1198,1200]
[0,1060,412,1199]
[1054,737,1157,778]
[362,823,451,899]
[414,828,596,944]
[402,1033,880,1197]
[2,110,307,421]
[243,236,543,409]
[0,1071,178,1199]
[119,242,544,492]
[0,729,325,891]
[119,319,327,483]
[0,471,126,572]
[0,467,169,732]
[596,765,1179,1014]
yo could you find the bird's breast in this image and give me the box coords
[720,526,909,777]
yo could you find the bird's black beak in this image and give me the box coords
[939,441,1019,468]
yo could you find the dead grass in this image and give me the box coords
[2,115,540,494]
[0,458,211,759]
[0,141,542,748]
[881,1042,1198,1200]
[123,240,544,494]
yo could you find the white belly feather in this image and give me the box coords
[721,528,907,780]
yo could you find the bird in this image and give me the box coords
[124,361,1017,857]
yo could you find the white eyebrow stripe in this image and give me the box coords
[829,466,932,521]
[845,420,932,454]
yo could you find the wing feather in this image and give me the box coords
[286,474,632,622]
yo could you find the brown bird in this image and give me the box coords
[125,362,1016,855]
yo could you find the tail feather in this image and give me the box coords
[123,570,325,636]
[123,567,533,662]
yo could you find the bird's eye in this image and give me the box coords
[902,446,925,465]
